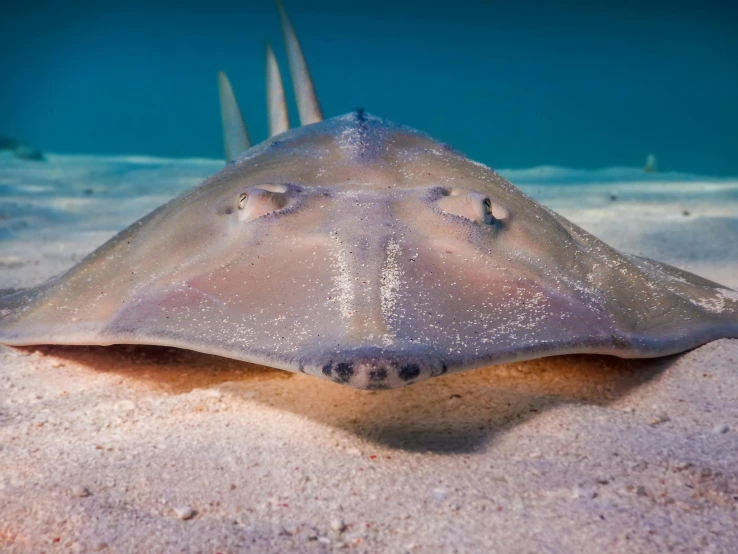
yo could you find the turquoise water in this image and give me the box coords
[2,0,737,175]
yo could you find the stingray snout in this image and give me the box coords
[313,347,449,390]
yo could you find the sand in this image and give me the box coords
[1,153,736,553]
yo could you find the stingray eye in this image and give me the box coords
[435,188,508,226]
[482,198,493,220]
[235,185,289,222]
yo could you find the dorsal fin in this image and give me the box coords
[266,41,290,136]
[277,0,323,125]
[217,71,251,162]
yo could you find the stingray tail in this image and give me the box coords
[217,71,251,163]
[276,0,323,126]
[215,0,324,160]
[266,40,290,137]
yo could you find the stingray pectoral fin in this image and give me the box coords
[266,41,290,136]
[217,71,251,162]
[624,255,738,341]
[0,287,36,341]
[92,237,348,367]
[0,226,346,374]
[381,239,623,371]
[545,214,738,357]
[277,0,323,125]
[0,278,109,345]
[380,233,738,376]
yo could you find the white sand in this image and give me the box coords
[1,154,737,553]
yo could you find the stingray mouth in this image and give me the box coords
[301,346,450,390]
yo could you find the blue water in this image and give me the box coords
[2,0,737,175]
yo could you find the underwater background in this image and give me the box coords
[1,0,737,175]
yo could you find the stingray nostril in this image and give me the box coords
[322,361,333,377]
[334,362,355,383]
[399,364,421,381]
[313,350,443,389]
[369,367,388,382]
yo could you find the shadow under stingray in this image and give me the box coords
[24,344,677,454]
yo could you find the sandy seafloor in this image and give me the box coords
[0,152,736,553]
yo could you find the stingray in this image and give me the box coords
[1,3,737,390]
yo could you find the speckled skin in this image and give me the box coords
[0,113,737,388]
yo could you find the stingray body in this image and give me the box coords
[1,6,737,389]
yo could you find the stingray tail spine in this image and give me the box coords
[266,40,290,136]
[217,71,251,163]
[277,0,323,126]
